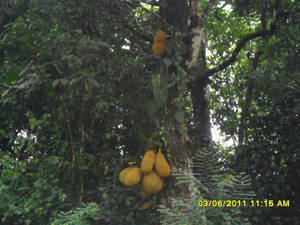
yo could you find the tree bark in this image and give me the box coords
[238,50,262,146]
[158,1,212,224]
[191,78,212,149]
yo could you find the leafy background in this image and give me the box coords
[0,0,299,225]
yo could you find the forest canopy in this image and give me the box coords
[0,0,299,225]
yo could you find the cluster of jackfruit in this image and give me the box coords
[152,29,166,55]
[119,148,171,198]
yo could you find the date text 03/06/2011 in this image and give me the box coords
[197,200,290,208]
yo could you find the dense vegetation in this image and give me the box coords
[0,0,299,224]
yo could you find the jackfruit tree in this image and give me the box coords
[135,0,299,224]
[0,0,299,225]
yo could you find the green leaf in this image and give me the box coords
[5,68,21,85]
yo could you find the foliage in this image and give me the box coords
[51,203,100,225]
[209,1,300,224]
[159,146,255,225]
[0,0,299,224]
[0,139,69,225]
[96,172,161,225]
[0,1,158,224]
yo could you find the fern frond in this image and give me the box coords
[159,144,255,225]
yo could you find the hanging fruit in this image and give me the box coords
[152,29,166,55]
[119,167,134,185]
[155,151,171,178]
[141,149,156,173]
[153,30,166,43]
[119,167,143,187]
[119,136,171,197]
[142,170,164,194]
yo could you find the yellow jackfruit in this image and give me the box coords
[152,42,165,55]
[123,167,143,187]
[141,188,150,198]
[152,29,166,55]
[155,152,171,177]
[154,30,166,43]
[142,170,163,193]
[141,149,156,173]
[119,167,134,185]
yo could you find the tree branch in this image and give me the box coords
[189,2,299,84]
[189,27,275,84]
[205,29,274,77]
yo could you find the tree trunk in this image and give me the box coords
[191,83,212,148]
[190,63,212,150]
[158,1,213,223]
[161,83,194,206]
